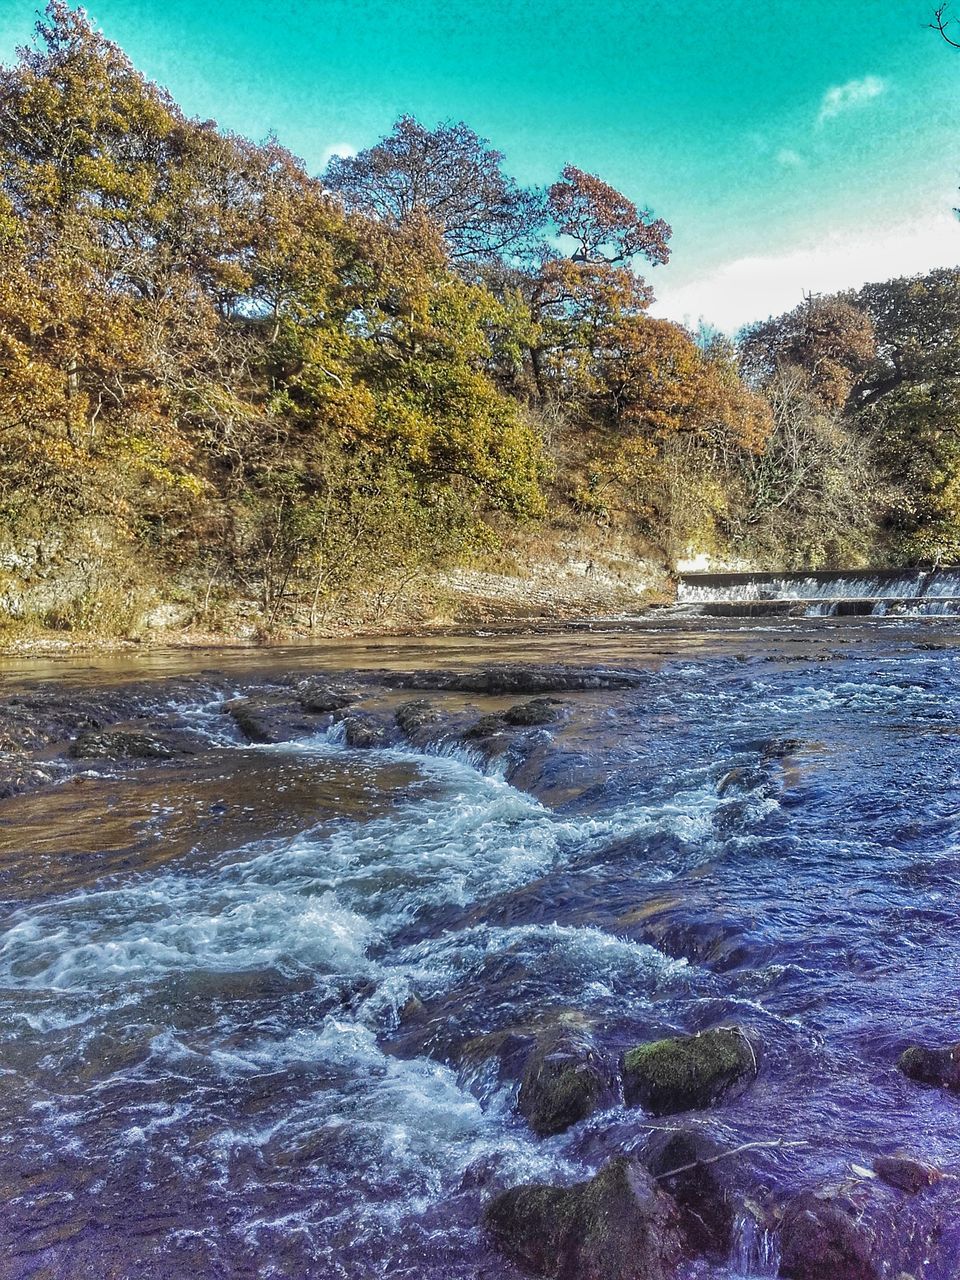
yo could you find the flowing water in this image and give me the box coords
[1,619,960,1277]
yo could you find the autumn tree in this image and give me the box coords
[739,294,876,410]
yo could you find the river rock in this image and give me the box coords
[338,713,386,749]
[484,1156,684,1280]
[68,729,173,760]
[394,699,442,740]
[222,696,320,744]
[516,1028,617,1137]
[622,1027,758,1115]
[897,1043,960,1091]
[778,1190,880,1280]
[463,714,507,740]
[387,664,645,695]
[638,1127,747,1256]
[503,698,564,726]
[873,1153,943,1194]
[296,678,358,714]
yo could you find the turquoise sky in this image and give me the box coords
[2,0,959,328]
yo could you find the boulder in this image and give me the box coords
[484,1156,684,1280]
[503,698,564,727]
[778,1191,880,1280]
[873,1153,943,1195]
[517,1029,617,1137]
[897,1043,960,1091]
[622,1027,758,1116]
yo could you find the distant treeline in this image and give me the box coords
[1,4,958,633]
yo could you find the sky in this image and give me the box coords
[2,0,959,331]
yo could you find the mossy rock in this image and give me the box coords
[897,1043,960,1091]
[517,1030,616,1137]
[485,1156,684,1280]
[623,1026,758,1116]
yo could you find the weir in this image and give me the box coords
[675,568,960,617]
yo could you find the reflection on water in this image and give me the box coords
[0,623,959,1277]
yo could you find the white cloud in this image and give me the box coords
[651,212,960,334]
[817,75,886,124]
[320,141,357,168]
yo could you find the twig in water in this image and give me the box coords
[654,1138,806,1182]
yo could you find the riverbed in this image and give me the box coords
[1,617,959,1278]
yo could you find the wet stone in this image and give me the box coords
[222,696,320,744]
[485,1155,684,1280]
[638,1127,750,1257]
[338,713,386,749]
[622,1026,759,1116]
[516,1028,617,1137]
[502,697,564,727]
[778,1191,880,1280]
[873,1154,943,1195]
[387,664,646,695]
[296,678,358,714]
[463,714,507,740]
[897,1042,960,1091]
[394,699,442,740]
[68,730,173,760]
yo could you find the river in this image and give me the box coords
[0,617,958,1278]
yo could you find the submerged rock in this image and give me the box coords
[485,1156,684,1280]
[622,1027,758,1116]
[517,1029,617,1137]
[897,1043,960,1091]
[68,730,173,760]
[873,1153,943,1195]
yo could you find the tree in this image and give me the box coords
[547,165,671,267]
[739,294,876,410]
[852,268,960,406]
[729,369,877,568]
[323,115,545,265]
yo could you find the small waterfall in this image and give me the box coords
[727,1209,780,1277]
[675,568,960,619]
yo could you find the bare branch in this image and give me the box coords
[931,4,960,48]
